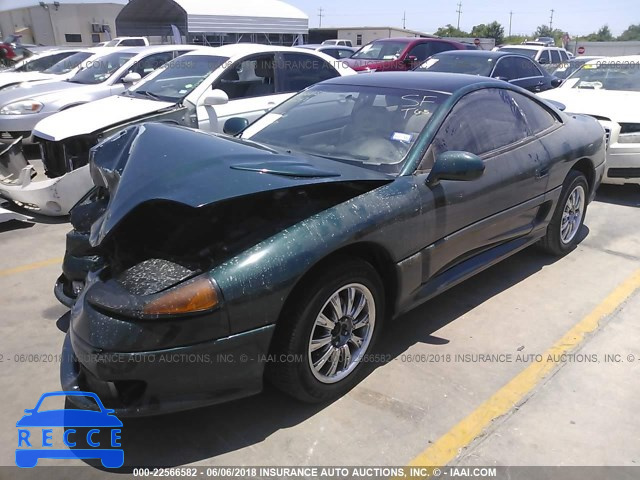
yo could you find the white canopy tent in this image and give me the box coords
[116,0,309,45]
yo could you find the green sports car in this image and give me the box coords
[55,72,606,416]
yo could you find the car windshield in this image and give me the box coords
[563,61,640,91]
[499,47,537,59]
[416,55,494,76]
[551,59,588,80]
[243,84,449,174]
[14,52,72,72]
[128,55,230,103]
[68,51,135,84]
[351,41,408,60]
[42,52,92,74]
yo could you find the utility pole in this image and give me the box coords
[318,7,324,28]
[549,9,554,30]
[508,11,513,37]
[456,2,462,30]
[402,11,406,29]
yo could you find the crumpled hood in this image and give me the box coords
[33,95,176,141]
[0,72,57,90]
[539,88,640,123]
[88,123,392,246]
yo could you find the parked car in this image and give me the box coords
[299,44,357,59]
[102,37,150,47]
[0,45,202,145]
[498,44,570,71]
[540,56,640,185]
[57,72,604,416]
[0,48,98,92]
[551,56,603,80]
[322,39,353,47]
[415,50,562,92]
[0,35,38,67]
[525,37,555,47]
[345,37,466,72]
[0,45,354,216]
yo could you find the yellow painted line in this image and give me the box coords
[0,257,63,278]
[406,267,640,469]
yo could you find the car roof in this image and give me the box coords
[321,71,504,93]
[433,50,526,60]
[500,44,563,51]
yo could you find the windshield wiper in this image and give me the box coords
[135,90,161,100]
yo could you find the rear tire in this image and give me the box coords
[267,257,385,403]
[538,170,589,256]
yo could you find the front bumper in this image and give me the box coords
[600,121,640,186]
[0,139,94,215]
[0,111,48,144]
[62,323,276,417]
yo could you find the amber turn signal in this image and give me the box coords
[143,276,218,316]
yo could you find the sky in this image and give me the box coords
[288,0,639,37]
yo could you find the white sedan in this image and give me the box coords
[539,55,640,186]
[0,48,96,91]
[1,45,354,216]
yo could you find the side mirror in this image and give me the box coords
[538,57,549,65]
[122,72,142,84]
[223,117,250,136]
[404,55,418,65]
[427,151,485,186]
[545,99,566,111]
[202,89,229,107]
[551,77,563,88]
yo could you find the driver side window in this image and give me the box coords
[419,88,530,171]
[212,54,276,100]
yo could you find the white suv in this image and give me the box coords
[498,44,570,70]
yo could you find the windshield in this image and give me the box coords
[104,39,120,47]
[42,52,92,74]
[351,41,408,60]
[416,55,494,76]
[563,61,640,91]
[128,55,229,102]
[14,52,74,72]
[68,51,135,84]
[551,59,588,80]
[243,84,448,173]
[499,48,537,59]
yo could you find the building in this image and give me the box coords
[116,0,309,46]
[0,0,126,46]
[309,27,436,47]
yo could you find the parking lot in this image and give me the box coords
[1,180,638,476]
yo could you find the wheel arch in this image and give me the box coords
[570,158,595,194]
[276,241,399,329]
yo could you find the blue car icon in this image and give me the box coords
[16,391,124,468]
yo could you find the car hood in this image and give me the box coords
[0,72,57,89]
[88,123,392,246]
[34,95,176,141]
[0,80,99,107]
[538,88,640,123]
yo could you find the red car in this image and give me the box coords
[344,37,467,72]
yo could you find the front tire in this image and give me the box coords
[267,258,385,403]
[539,170,589,255]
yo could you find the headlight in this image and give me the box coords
[143,276,219,316]
[0,100,43,115]
[87,274,219,319]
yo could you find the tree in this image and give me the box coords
[584,25,614,41]
[434,24,469,37]
[471,21,505,45]
[535,25,554,38]
[618,24,640,41]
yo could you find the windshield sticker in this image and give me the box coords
[391,132,413,143]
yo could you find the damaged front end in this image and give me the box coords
[0,136,95,216]
[57,122,391,414]
[56,122,391,307]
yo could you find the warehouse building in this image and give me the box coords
[0,0,126,46]
[116,0,309,46]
